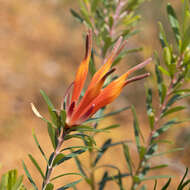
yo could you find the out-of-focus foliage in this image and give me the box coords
[121,1,190,189]
[0,170,26,190]
[71,0,145,58]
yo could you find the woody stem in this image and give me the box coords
[42,129,66,190]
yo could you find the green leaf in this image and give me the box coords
[72,125,107,133]
[165,94,181,109]
[101,124,120,131]
[117,171,124,190]
[161,106,186,118]
[150,164,168,170]
[86,106,130,122]
[101,173,129,182]
[60,110,66,127]
[155,61,166,104]
[28,154,45,179]
[99,172,108,190]
[40,90,54,109]
[45,183,54,190]
[47,123,56,149]
[158,65,170,77]
[177,168,188,189]
[145,144,158,159]
[12,175,24,190]
[80,1,93,28]
[161,178,171,190]
[54,148,88,166]
[40,90,60,127]
[73,156,87,178]
[89,50,96,77]
[146,88,155,130]
[181,25,190,53]
[32,131,48,163]
[61,146,91,152]
[91,0,100,12]
[163,47,171,66]
[22,161,38,190]
[0,170,25,190]
[167,3,181,45]
[131,106,141,153]
[151,120,178,141]
[57,179,82,190]
[50,173,83,182]
[182,0,190,34]
[122,144,133,175]
[94,139,112,166]
[70,9,84,23]
[65,133,96,145]
[158,22,169,48]
[154,180,157,190]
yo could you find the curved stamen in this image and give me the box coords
[124,73,150,86]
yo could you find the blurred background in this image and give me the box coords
[0,0,189,189]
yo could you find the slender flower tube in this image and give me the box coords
[64,30,152,127]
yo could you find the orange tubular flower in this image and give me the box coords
[64,30,152,127]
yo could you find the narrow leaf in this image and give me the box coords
[28,154,45,179]
[70,9,84,23]
[99,172,108,190]
[167,3,181,45]
[22,161,38,190]
[161,178,171,190]
[122,144,133,175]
[57,179,82,190]
[94,139,112,166]
[32,131,48,162]
[131,106,141,153]
[45,183,54,190]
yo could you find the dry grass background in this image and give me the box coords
[0,0,190,189]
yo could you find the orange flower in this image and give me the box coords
[64,30,152,127]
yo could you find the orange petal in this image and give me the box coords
[90,74,127,115]
[90,58,152,115]
[88,37,125,89]
[70,68,116,123]
[71,30,92,103]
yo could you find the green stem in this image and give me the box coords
[130,54,184,190]
[89,149,95,190]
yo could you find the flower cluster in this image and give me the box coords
[64,30,151,127]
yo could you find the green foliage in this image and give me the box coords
[14,1,190,190]
[0,170,26,190]
[129,1,190,189]
[71,0,144,58]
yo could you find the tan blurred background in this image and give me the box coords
[0,0,190,189]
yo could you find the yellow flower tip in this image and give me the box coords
[30,103,43,119]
